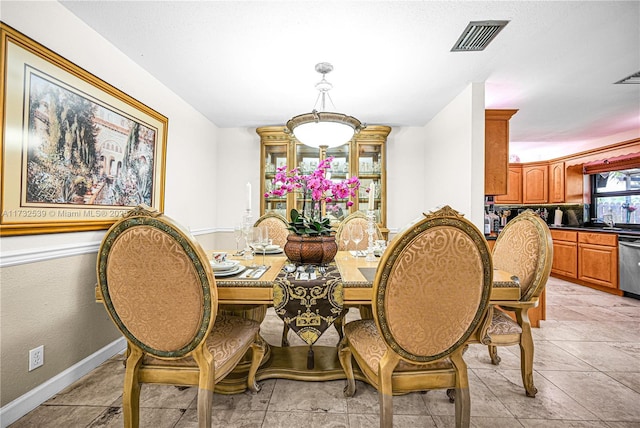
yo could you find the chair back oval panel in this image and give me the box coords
[374,207,492,363]
[98,213,215,358]
[254,213,290,248]
[492,210,553,301]
[336,212,383,250]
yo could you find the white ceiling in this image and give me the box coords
[60,1,640,158]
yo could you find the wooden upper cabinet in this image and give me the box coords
[485,109,518,195]
[549,161,565,203]
[495,165,522,204]
[522,164,548,203]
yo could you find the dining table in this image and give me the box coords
[95,250,520,394]
[208,250,521,393]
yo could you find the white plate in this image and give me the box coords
[210,260,240,271]
[214,264,246,277]
[255,247,284,254]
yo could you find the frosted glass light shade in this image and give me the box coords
[286,111,364,148]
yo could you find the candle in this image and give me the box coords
[368,182,375,210]
[246,182,251,211]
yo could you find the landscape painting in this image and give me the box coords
[1,23,168,235]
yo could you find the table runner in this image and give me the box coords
[273,264,344,351]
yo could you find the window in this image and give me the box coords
[591,168,640,225]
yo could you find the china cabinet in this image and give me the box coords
[256,125,391,233]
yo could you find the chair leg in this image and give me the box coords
[516,309,537,397]
[337,338,356,397]
[122,346,144,428]
[450,350,470,428]
[196,389,213,428]
[192,347,215,428]
[379,389,393,428]
[248,335,266,392]
[378,352,399,428]
[488,345,501,365]
[281,324,290,347]
[454,387,471,428]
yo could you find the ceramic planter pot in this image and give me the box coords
[284,234,338,265]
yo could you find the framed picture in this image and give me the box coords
[1,23,168,236]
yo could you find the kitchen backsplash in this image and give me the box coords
[487,202,586,227]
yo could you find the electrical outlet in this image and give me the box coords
[29,345,44,371]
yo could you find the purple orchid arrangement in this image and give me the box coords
[264,156,360,236]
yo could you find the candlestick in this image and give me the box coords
[368,182,375,210]
[242,208,254,260]
[365,210,376,262]
[246,182,252,211]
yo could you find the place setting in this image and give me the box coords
[210,252,247,277]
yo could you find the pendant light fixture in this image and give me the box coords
[286,62,365,148]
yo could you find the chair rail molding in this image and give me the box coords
[0,241,101,268]
[0,227,223,268]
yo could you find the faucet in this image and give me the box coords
[603,212,615,229]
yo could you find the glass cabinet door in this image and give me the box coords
[357,141,384,224]
[263,142,289,219]
[325,143,352,225]
[293,143,320,219]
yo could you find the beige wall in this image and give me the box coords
[1,255,120,404]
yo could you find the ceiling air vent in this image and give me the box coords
[451,20,509,52]
[615,71,640,84]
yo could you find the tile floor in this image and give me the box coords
[9,276,640,427]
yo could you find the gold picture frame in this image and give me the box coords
[0,23,168,236]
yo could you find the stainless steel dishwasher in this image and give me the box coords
[619,235,640,299]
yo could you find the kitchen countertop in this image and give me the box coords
[486,225,640,240]
[548,225,640,236]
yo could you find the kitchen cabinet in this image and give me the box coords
[485,109,518,195]
[522,164,549,203]
[578,232,618,289]
[550,229,577,278]
[549,161,565,203]
[550,229,621,295]
[256,125,391,231]
[494,165,522,204]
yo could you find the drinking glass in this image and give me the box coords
[341,226,351,259]
[248,227,262,268]
[234,225,244,255]
[260,226,270,267]
[350,224,364,257]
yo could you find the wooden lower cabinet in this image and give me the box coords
[578,232,618,289]
[550,230,578,278]
[550,229,621,295]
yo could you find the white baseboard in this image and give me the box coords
[0,337,126,428]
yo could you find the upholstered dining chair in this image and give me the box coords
[338,206,493,428]
[253,212,290,248]
[477,209,553,398]
[96,205,265,428]
[335,211,384,251]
